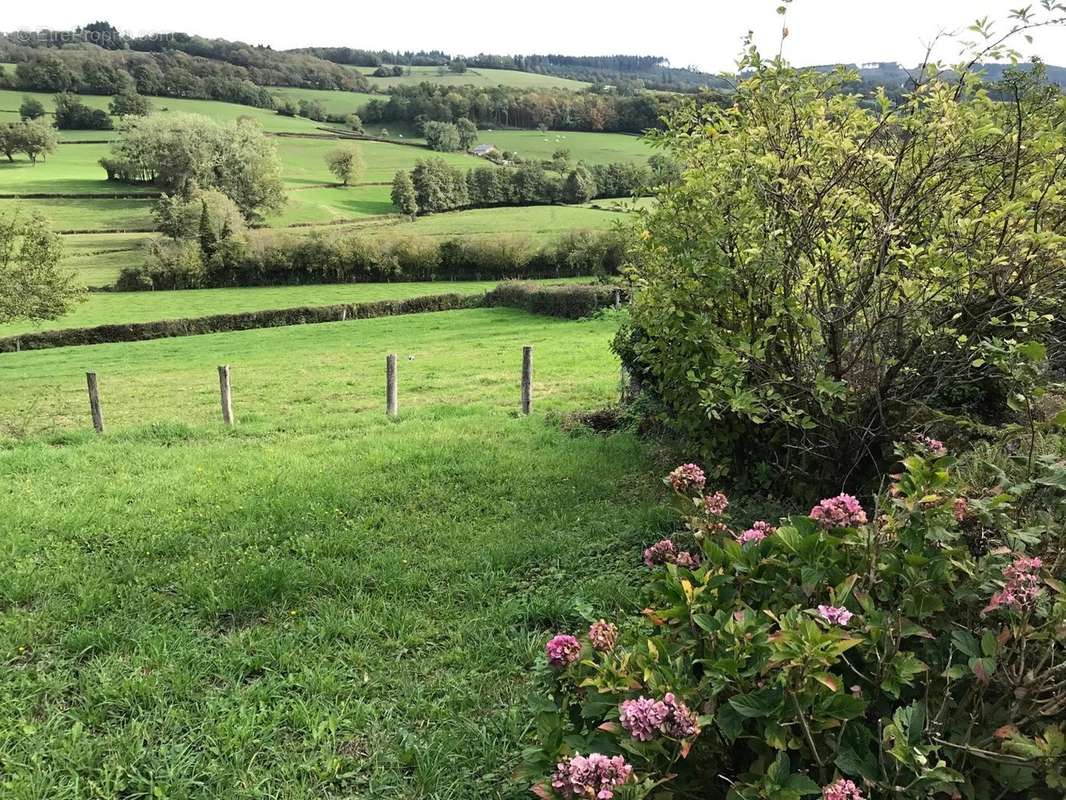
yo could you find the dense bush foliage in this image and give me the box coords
[618,51,1066,491]
[0,210,81,326]
[484,281,621,319]
[528,442,1066,799]
[0,119,57,164]
[403,157,651,215]
[117,229,632,290]
[53,92,113,130]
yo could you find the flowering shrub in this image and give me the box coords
[528,450,1066,799]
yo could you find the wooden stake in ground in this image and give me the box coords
[386,354,398,417]
[85,372,104,433]
[521,346,533,415]
[218,365,234,425]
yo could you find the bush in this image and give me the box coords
[484,281,620,319]
[619,56,1066,492]
[527,444,1066,799]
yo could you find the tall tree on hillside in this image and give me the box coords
[18,121,58,165]
[423,121,462,152]
[390,170,419,217]
[456,117,478,150]
[0,211,82,325]
[562,164,597,204]
[18,97,46,122]
[326,145,364,186]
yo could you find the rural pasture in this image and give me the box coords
[0,307,673,798]
[349,64,589,91]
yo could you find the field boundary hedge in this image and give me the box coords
[483,281,622,319]
[0,293,482,353]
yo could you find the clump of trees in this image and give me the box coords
[0,120,57,164]
[325,144,364,186]
[396,157,653,214]
[53,93,112,130]
[101,113,286,221]
[423,121,462,152]
[0,211,81,326]
[18,96,46,121]
[109,90,151,117]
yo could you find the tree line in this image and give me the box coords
[390,155,679,216]
[362,83,676,134]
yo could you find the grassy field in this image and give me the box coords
[0,308,671,798]
[268,87,379,117]
[478,130,650,165]
[0,279,583,338]
[275,138,475,187]
[0,196,155,232]
[350,65,589,91]
[372,202,635,240]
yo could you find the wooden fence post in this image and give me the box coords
[386,354,398,417]
[218,365,234,425]
[521,345,533,415]
[85,372,104,433]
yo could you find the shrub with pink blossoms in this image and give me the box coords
[550,753,632,800]
[822,778,865,800]
[984,555,1043,614]
[666,463,705,494]
[545,634,581,668]
[809,494,867,528]
[528,452,1066,800]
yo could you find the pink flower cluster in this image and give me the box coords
[913,434,947,457]
[985,556,1043,614]
[953,497,969,523]
[551,753,633,800]
[643,539,700,569]
[809,494,868,529]
[817,605,854,626]
[822,778,865,800]
[737,520,775,545]
[668,463,706,494]
[545,634,582,668]
[702,491,729,515]
[619,693,700,741]
[588,620,618,653]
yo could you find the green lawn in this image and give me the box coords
[0,142,157,195]
[275,138,475,187]
[0,279,582,338]
[373,203,634,240]
[0,197,155,232]
[351,65,590,91]
[0,308,670,799]
[59,231,154,286]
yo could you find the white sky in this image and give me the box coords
[7,1,1066,72]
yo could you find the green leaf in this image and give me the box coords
[728,686,784,718]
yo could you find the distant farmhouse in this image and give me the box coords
[470,143,497,157]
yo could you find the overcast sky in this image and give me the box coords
[7,1,1066,72]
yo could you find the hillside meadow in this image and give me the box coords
[0,307,675,798]
[349,65,589,91]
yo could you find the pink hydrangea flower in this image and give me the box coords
[588,620,618,653]
[667,463,706,494]
[550,753,633,800]
[809,494,868,528]
[643,539,700,569]
[822,778,865,800]
[817,605,854,626]
[737,520,775,545]
[620,693,700,741]
[953,497,969,523]
[985,556,1043,614]
[545,634,582,668]
[643,539,676,567]
[673,551,701,569]
[913,434,947,457]
[619,696,669,741]
[702,491,729,516]
[661,692,700,739]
